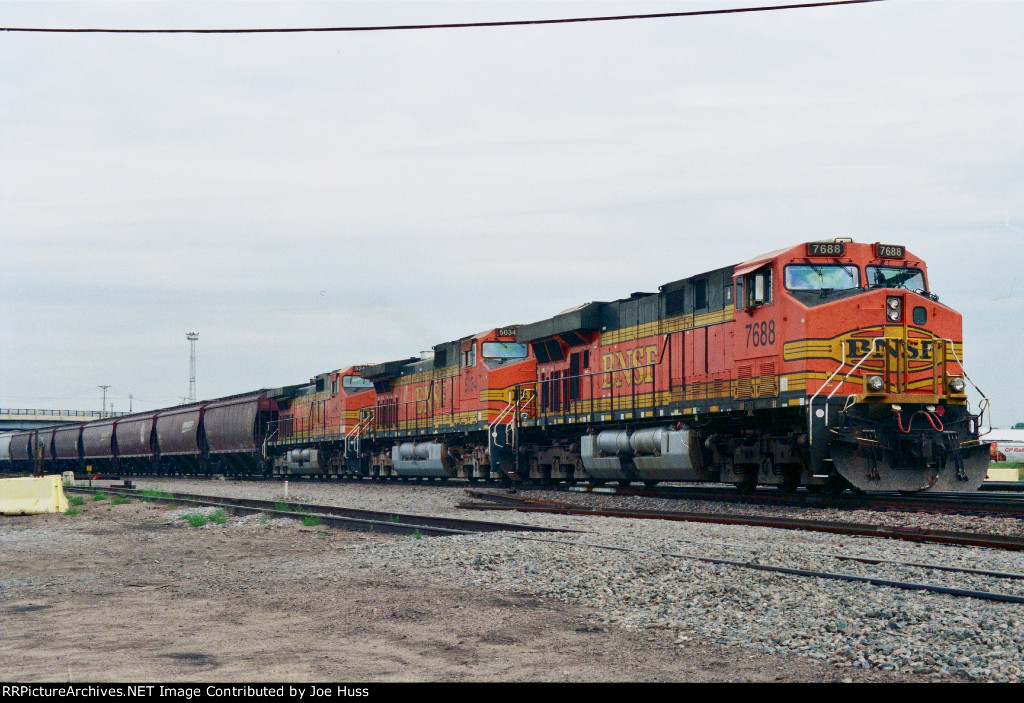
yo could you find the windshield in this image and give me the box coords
[866,266,926,290]
[481,342,528,360]
[784,264,860,291]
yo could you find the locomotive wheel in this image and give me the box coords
[779,472,799,494]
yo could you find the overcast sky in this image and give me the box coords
[1,0,1021,426]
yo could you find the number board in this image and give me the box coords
[806,242,845,256]
[497,328,518,337]
[875,244,905,259]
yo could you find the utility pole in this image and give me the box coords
[129,394,133,413]
[98,385,110,418]
[186,332,199,403]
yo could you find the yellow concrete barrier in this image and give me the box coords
[0,475,70,515]
[987,467,1021,482]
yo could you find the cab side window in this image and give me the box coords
[743,266,773,308]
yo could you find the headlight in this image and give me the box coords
[949,377,966,393]
[886,296,902,322]
[866,375,885,392]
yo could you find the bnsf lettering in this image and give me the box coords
[601,345,658,389]
[846,339,933,360]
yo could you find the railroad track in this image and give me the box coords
[461,490,1024,552]
[66,486,571,537]
[63,471,1024,518]
[64,484,1024,607]
[458,490,1024,605]
[558,483,1024,518]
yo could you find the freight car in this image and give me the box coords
[1,391,287,477]
[0,240,991,493]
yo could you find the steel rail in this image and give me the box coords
[67,486,570,537]
[561,483,1024,518]
[459,496,1024,551]
[501,533,1024,605]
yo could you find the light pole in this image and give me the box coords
[186,332,198,403]
[98,385,110,418]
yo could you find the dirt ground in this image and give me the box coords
[1,498,922,682]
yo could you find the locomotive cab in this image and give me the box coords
[771,241,990,492]
[361,327,536,481]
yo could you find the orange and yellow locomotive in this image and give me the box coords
[503,239,990,491]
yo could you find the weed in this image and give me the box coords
[67,496,86,507]
[412,529,422,540]
[209,509,228,525]
[301,515,323,527]
[139,489,173,503]
[110,495,132,506]
[181,513,209,528]
[317,531,330,537]
[92,491,109,502]
[386,515,400,523]
[274,501,290,512]
[64,508,83,517]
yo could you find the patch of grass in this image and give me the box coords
[63,508,83,517]
[139,489,173,503]
[274,501,291,512]
[110,495,132,506]
[386,515,400,523]
[301,515,322,527]
[67,496,86,507]
[92,491,109,502]
[317,531,330,537]
[412,528,422,540]
[181,513,209,528]
[208,509,228,525]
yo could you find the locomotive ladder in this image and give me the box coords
[345,408,375,457]
[489,388,536,451]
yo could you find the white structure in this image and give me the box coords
[186,332,198,403]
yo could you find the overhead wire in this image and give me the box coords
[1,0,886,34]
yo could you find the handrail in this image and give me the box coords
[942,337,992,436]
[807,337,884,446]
[488,388,535,450]
[345,408,375,455]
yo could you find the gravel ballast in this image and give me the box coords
[126,478,1024,682]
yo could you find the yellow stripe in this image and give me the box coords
[599,304,735,345]
[391,365,460,388]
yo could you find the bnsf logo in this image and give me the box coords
[846,338,935,361]
[601,345,658,388]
